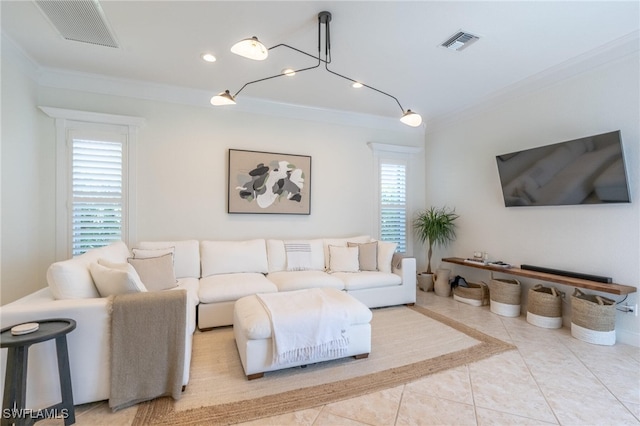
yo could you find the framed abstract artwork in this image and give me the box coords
[228,149,311,214]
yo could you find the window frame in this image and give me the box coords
[39,107,145,259]
[368,142,421,254]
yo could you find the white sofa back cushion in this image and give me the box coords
[267,239,324,272]
[47,241,130,299]
[200,239,268,277]
[136,240,200,278]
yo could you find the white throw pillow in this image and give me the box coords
[89,260,147,297]
[328,245,360,273]
[323,235,370,270]
[284,241,313,271]
[377,241,398,273]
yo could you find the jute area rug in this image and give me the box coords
[134,305,514,425]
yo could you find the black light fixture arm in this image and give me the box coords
[233,59,320,98]
[319,11,405,113]
[324,64,405,113]
[228,10,413,119]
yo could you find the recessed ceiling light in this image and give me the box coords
[282,68,296,76]
[352,82,363,88]
[201,53,217,62]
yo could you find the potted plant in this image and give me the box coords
[413,206,459,293]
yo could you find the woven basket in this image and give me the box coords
[571,289,616,345]
[453,282,489,307]
[526,284,563,329]
[489,278,521,317]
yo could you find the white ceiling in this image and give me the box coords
[2,1,639,125]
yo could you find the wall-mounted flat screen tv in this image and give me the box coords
[496,130,631,207]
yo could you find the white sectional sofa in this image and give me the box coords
[0,241,198,410]
[197,236,416,329]
[0,236,415,408]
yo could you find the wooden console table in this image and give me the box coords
[442,257,637,296]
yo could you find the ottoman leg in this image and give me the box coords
[354,353,369,359]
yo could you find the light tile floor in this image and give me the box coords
[67,290,640,425]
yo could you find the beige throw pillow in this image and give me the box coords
[128,253,178,291]
[348,241,378,271]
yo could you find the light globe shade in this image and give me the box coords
[231,36,268,60]
[400,110,422,127]
[210,90,236,106]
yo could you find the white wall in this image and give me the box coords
[0,39,56,305]
[35,88,424,242]
[425,53,640,345]
[1,47,425,303]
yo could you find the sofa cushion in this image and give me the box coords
[347,241,378,271]
[334,271,402,290]
[200,239,268,277]
[266,271,345,292]
[47,241,130,299]
[328,246,360,272]
[377,241,398,273]
[199,273,277,304]
[128,253,178,291]
[136,240,200,279]
[89,260,147,297]
[322,235,371,270]
[266,239,324,272]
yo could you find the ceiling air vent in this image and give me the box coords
[441,31,479,52]
[35,0,119,48]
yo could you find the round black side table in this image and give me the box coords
[1,319,76,426]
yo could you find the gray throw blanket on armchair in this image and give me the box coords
[108,290,187,411]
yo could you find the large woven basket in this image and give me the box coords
[489,278,521,317]
[453,282,489,307]
[526,284,563,329]
[571,288,616,345]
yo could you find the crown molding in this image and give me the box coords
[1,32,41,82]
[35,66,424,135]
[426,30,640,132]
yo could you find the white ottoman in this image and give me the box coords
[233,288,372,379]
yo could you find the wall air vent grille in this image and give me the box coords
[35,0,119,48]
[441,31,479,51]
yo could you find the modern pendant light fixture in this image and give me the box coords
[230,36,268,60]
[211,11,422,127]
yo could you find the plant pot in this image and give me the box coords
[417,273,434,292]
[433,268,452,297]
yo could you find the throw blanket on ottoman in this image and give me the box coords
[257,288,350,365]
[109,290,187,411]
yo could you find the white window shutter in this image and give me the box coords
[380,162,407,253]
[71,139,123,255]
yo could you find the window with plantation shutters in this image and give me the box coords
[368,142,420,256]
[379,161,407,253]
[40,106,144,260]
[71,139,124,256]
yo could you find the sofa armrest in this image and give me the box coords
[392,256,416,284]
[1,289,112,408]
